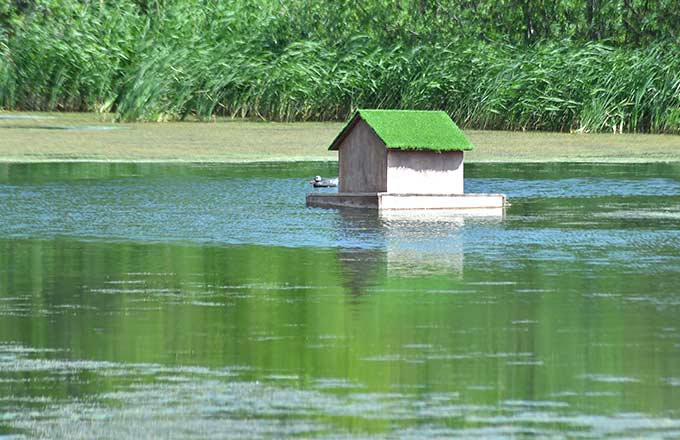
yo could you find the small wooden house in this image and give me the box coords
[307,109,506,210]
[330,109,472,194]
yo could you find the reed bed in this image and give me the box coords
[0,1,678,133]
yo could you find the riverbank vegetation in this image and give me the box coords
[0,1,679,133]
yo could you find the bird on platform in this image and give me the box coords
[309,175,338,187]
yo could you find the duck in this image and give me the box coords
[309,175,338,187]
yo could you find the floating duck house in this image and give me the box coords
[306,109,506,210]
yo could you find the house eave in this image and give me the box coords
[328,112,361,151]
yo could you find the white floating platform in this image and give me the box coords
[306,192,507,210]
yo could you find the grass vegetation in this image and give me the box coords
[0,1,678,134]
[2,112,680,163]
[345,110,474,152]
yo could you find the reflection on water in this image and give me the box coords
[381,210,499,276]
[1,162,680,438]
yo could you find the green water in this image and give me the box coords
[1,162,680,438]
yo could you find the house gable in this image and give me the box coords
[337,118,387,193]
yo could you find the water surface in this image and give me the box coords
[1,162,680,438]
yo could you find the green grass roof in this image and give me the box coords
[329,109,473,152]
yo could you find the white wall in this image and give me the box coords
[386,150,464,194]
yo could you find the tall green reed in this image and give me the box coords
[1,0,678,133]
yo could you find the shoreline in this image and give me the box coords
[2,157,680,164]
[2,112,680,164]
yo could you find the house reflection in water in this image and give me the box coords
[332,209,386,299]
[380,210,467,277]
[332,208,504,296]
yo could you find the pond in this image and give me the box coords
[1,162,680,438]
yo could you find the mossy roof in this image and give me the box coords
[329,109,474,152]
